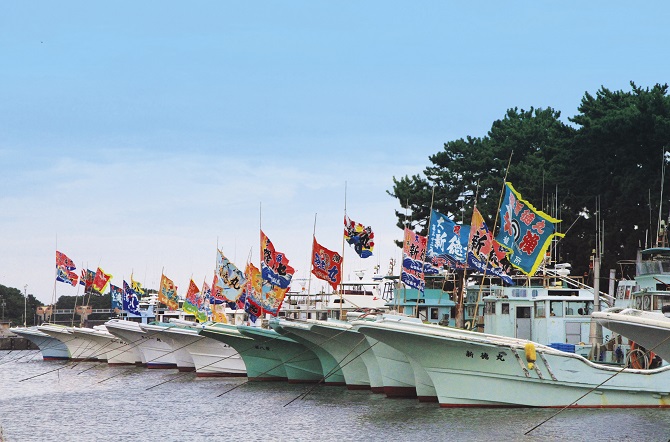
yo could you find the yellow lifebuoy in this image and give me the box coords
[464,321,471,330]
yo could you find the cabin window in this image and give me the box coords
[566,301,593,316]
[430,308,439,320]
[466,306,475,317]
[643,295,652,311]
[484,302,495,315]
[512,289,527,298]
[550,301,563,317]
[535,303,546,318]
[654,295,670,310]
[501,303,510,314]
[531,289,539,298]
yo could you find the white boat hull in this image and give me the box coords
[10,327,69,360]
[355,320,670,407]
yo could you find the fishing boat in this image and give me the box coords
[104,319,173,368]
[280,316,385,391]
[590,246,670,366]
[354,315,670,407]
[269,319,347,386]
[237,324,323,383]
[37,323,105,361]
[9,326,69,360]
[144,319,246,377]
[593,308,670,364]
[71,325,141,365]
[139,322,196,372]
[199,322,288,381]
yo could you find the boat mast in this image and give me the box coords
[589,196,603,347]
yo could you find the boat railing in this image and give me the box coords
[541,268,615,307]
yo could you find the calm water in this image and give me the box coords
[1,350,670,441]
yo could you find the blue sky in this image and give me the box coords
[1,2,668,304]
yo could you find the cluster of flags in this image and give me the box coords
[53,187,559,319]
[408,182,563,291]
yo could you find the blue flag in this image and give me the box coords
[496,182,564,276]
[123,280,141,316]
[427,209,470,269]
[110,285,124,311]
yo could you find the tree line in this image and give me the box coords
[388,82,670,280]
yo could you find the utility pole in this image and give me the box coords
[24,284,28,327]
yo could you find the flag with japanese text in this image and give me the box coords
[427,209,471,269]
[110,284,123,311]
[311,237,343,291]
[243,262,262,321]
[158,273,179,310]
[205,280,225,322]
[242,263,263,322]
[92,267,112,294]
[401,227,427,293]
[467,208,514,284]
[198,280,212,322]
[123,280,141,316]
[344,215,374,258]
[496,182,564,276]
[215,250,246,303]
[258,231,294,316]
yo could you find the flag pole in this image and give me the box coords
[416,186,436,319]
[472,151,514,330]
[340,181,347,319]
[259,202,264,320]
[458,181,479,329]
[307,213,317,307]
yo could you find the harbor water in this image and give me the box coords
[1,350,669,441]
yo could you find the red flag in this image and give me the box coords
[56,251,76,271]
[92,267,112,294]
[311,237,343,290]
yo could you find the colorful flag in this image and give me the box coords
[131,275,145,300]
[258,231,295,316]
[202,281,219,322]
[92,267,112,294]
[427,209,471,269]
[55,250,78,286]
[467,208,514,284]
[110,284,123,311]
[344,215,374,258]
[56,266,79,286]
[210,304,227,323]
[311,237,343,291]
[123,280,141,316]
[158,273,179,310]
[183,279,201,317]
[238,263,261,315]
[80,269,95,291]
[56,251,76,271]
[401,227,427,293]
[496,182,565,276]
[215,250,247,303]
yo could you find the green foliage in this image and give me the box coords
[389,82,670,277]
[0,284,44,326]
